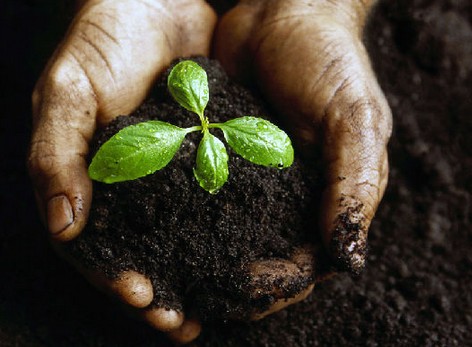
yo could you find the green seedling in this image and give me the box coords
[88,60,294,193]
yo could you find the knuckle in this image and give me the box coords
[46,62,78,94]
[41,55,97,109]
[331,96,392,147]
[27,145,58,179]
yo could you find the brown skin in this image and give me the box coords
[214,0,392,274]
[28,0,391,343]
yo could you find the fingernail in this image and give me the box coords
[330,207,368,275]
[47,195,74,235]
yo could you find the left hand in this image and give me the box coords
[214,0,392,302]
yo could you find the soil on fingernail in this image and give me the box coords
[330,204,368,275]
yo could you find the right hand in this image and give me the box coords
[28,0,217,343]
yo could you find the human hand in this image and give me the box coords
[214,0,392,306]
[28,0,217,343]
[29,0,391,342]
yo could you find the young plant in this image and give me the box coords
[88,60,294,193]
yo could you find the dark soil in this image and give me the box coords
[193,1,472,345]
[1,0,471,346]
[67,57,322,321]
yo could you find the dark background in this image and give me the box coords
[1,1,471,346]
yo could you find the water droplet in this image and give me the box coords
[257,122,268,131]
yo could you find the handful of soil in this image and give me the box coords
[67,57,323,321]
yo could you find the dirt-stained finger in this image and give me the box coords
[247,246,315,319]
[320,87,391,274]
[251,284,314,321]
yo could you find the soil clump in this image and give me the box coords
[67,57,323,321]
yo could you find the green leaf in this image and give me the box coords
[167,60,209,117]
[89,121,187,183]
[193,131,229,194]
[218,116,294,168]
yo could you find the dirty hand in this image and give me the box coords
[215,0,392,310]
[28,0,216,343]
[29,0,391,342]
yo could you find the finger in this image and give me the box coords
[96,270,154,308]
[248,246,315,320]
[92,275,188,334]
[212,1,259,82]
[119,303,185,332]
[52,242,154,307]
[167,318,202,345]
[56,245,187,332]
[142,306,185,332]
[99,277,191,335]
[251,285,314,321]
[79,267,154,308]
[28,0,216,241]
[29,61,96,241]
[322,143,390,274]
[58,249,193,336]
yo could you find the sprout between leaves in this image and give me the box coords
[88,60,294,193]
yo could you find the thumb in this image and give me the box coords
[310,26,391,273]
[28,58,96,242]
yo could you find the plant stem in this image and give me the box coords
[199,113,210,133]
[184,125,203,134]
[208,123,224,129]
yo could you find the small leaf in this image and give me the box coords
[219,116,294,168]
[89,121,187,183]
[194,132,229,194]
[168,60,209,117]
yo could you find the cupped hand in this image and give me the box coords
[215,0,391,289]
[29,0,392,343]
[28,0,216,343]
